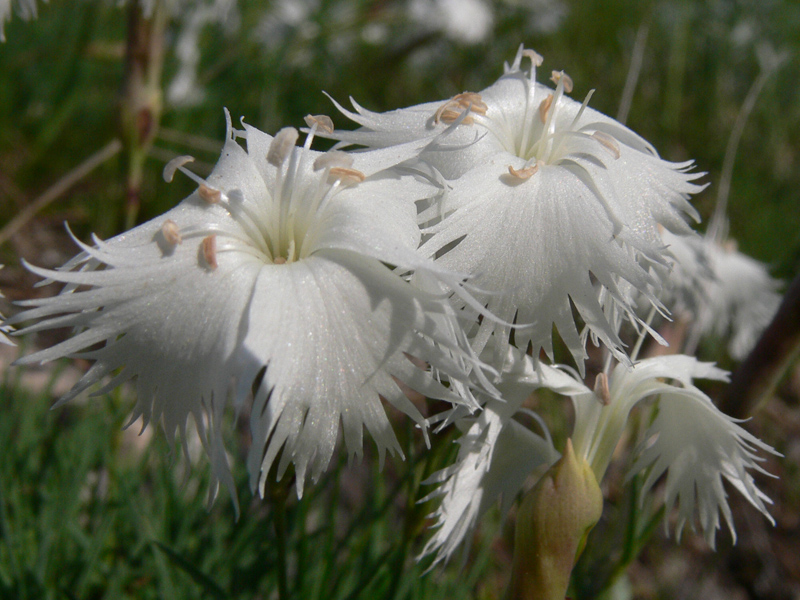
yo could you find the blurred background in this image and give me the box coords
[1,0,799,598]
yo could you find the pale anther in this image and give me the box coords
[434,100,459,124]
[202,234,218,270]
[163,155,195,183]
[452,92,488,115]
[593,372,611,405]
[438,108,474,125]
[273,257,287,265]
[591,131,621,159]
[161,219,182,245]
[507,163,539,180]
[267,127,299,167]
[198,184,222,204]
[304,114,334,134]
[313,150,353,171]
[538,94,553,123]
[550,70,574,94]
[522,49,544,67]
[328,167,366,185]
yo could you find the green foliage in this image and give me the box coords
[1,1,799,598]
[0,363,502,599]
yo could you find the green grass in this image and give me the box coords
[0,362,505,599]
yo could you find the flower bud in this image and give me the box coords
[507,439,603,600]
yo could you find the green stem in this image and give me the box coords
[269,478,290,600]
[120,0,167,229]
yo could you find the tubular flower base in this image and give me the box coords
[326,45,705,369]
[11,113,484,503]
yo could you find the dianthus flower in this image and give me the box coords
[326,46,705,370]
[422,347,778,565]
[11,113,484,503]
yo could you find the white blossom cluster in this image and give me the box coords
[5,46,780,559]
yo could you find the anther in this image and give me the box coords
[313,150,353,171]
[591,131,621,159]
[198,184,222,204]
[522,49,544,67]
[507,163,539,180]
[434,100,458,124]
[163,155,195,183]
[452,92,488,115]
[439,108,474,125]
[593,372,611,405]
[267,127,299,167]
[273,257,287,265]
[161,219,182,245]
[202,234,218,270]
[328,167,366,185]
[550,70,574,94]
[538,94,554,123]
[304,114,334,134]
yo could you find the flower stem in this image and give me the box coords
[269,477,291,600]
[721,270,800,419]
[120,0,167,230]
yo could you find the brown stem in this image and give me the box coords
[720,271,800,419]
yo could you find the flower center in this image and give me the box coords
[161,123,364,269]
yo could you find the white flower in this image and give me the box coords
[422,350,778,562]
[408,0,494,44]
[1,0,41,42]
[571,355,777,548]
[326,46,704,369]
[1,265,13,345]
[692,239,781,360]
[420,347,583,566]
[11,113,483,503]
[167,0,239,107]
[658,229,714,316]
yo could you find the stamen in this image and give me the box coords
[507,163,539,180]
[202,234,218,270]
[434,100,458,124]
[273,257,287,264]
[161,219,182,245]
[452,92,488,115]
[522,49,544,67]
[550,70,574,94]
[328,167,366,185]
[593,372,611,405]
[313,150,353,171]
[304,114,334,134]
[198,184,222,204]
[267,127,299,167]
[438,108,474,125]
[538,94,553,123]
[591,131,621,159]
[163,155,195,183]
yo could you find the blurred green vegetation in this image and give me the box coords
[1,0,799,273]
[1,0,799,598]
